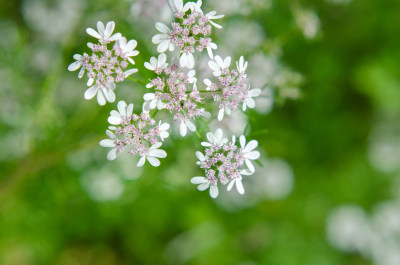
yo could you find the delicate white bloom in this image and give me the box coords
[143,93,166,112]
[108,100,134,125]
[68,54,86,78]
[99,130,120,160]
[158,121,170,141]
[190,176,219,198]
[205,11,224,29]
[86,21,121,44]
[84,81,116,105]
[236,56,248,73]
[242,87,261,111]
[201,128,228,147]
[137,142,167,167]
[144,53,168,72]
[180,119,196,137]
[152,22,175,53]
[239,135,260,172]
[203,79,213,91]
[208,55,231,76]
[217,106,231,121]
[179,51,195,69]
[117,37,139,64]
[187,70,197,84]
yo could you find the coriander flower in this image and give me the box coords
[201,128,228,147]
[152,22,175,53]
[117,37,139,64]
[86,21,121,44]
[217,106,231,121]
[190,176,219,198]
[99,130,121,160]
[108,100,134,125]
[68,54,88,78]
[84,81,116,105]
[179,51,195,69]
[208,55,231,76]
[242,87,262,111]
[158,121,170,141]
[144,53,168,74]
[205,11,224,29]
[168,0,191,14]
[137,142,167,167]
[142,93,166,112]
[239,135,260,172]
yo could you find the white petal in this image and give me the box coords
[186,120,196,132]
[117,101,127,116]
[186,53,194,69]
[217,108,224,121]
[196,151,205,161]
[157,40,170,53]
[84,86,98,100]
[159,53,167,65]
[245,159,255,173]
[236,179,245,194]
[210,185,219,198]
[97,89,106,105]
[87,77,94,86]
[180,122,187,136]
[201,142,212,147]
[244,140,258,153]
[68,61,82,71]
[245,151,260,160]
[107,148,118,160]
[109,33,121,42]
[147,156,161,167]
[149,149,167,158]
[155,22,170,33]
[191,176,207,184]
[104,21,115,39]
[143,93,155,101]
[108,115,122,125]
[105,89,115,103]
[99,139,115,148]
[227,180,235,191]
[249,88,261,97]
[126,103,134,116]
[144,62,155,71]
[137,156,146,167]
[198,183,210,191]
[86,28,101,39]
[179,53,187,67]
[239,135,246,149]
[96,21,105,36]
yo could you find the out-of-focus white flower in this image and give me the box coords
[190,176,219,198]
[201,128,228,147]
[117,37,139,64]
[179,51,195,69]
[152,22,174,53]
[208,55,231,76]
[144,53,168,73]
[243,87,261,111]
[99,130,121,160]
[108,101,134,125]
[159,121,170,141]
[236,56,248,73]
[143,93,166,112]
[86,21,121,44]
[239,135,260,172]
[137,142,167,167]
[293,7,320,39]
[84,81,116,105]
[180,119,196,137]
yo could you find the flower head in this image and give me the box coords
[86,21,121,44]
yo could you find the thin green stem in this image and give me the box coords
[127,76,147,86]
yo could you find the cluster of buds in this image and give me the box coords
[69,0,265,199]
[144,53,210,136]
[191,129,260,198]
[100,101,169,167]
[68,21,139,105]
[204,56,261,120]
[152,0,223,68]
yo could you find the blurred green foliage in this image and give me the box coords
[1,0,400,264]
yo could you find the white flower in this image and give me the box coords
[217,106,231,121]
[152,22,175,53]
[137,142,167,167]
[203,79,213,91]
[187,70,197,84]
[190,176,219,198]
[142,93,166,112]
[144,53,168,72]
[201,128,228,147]
[68,54,86,78]
[179,51,195,69]
[117,37,139,64]
[236,56,248,73]
[208,55,231,77]
[168,0,191,14]
[158,121,170,141]
[184,0,203,12]
[86,21,121,44]
[180,119,196,137]
[108,100,134,125]
[99,130,120,160]
[239,135,260,172]
[84,81,116,105]
[205,11,224,29]
[242,87,261,111]
[226,169,253,195]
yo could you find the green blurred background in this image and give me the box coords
[1,0,400,264]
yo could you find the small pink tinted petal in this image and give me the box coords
[84,86,98,100]
[78,68,85,79]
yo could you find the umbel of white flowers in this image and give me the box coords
[68,0,263,198]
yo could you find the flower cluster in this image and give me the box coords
[100,101,169,167]
[204,56,261,120]
[68,21,139,105]
[190,129,260,198]
[152,0,223,69]
[69,0,264,199]
[144,53,210,136]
